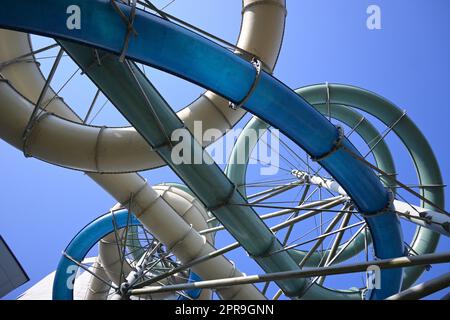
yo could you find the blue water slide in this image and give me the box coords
[0,0,389,212]
[1,0,404,299]
[52,210,202,300]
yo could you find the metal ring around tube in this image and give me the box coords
[52,210,202,300]
[226,83,444,297]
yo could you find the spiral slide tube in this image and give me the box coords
[59,41,310,297]
[225,107,389,268]
[226,83,446,286]
[93,174,267,300]
[0,80,266,301]
[296,84,444,289]
[54,183,264,300]
[0,1,286,297]
[0,0,404,299]
[58,41,402,299]
[0,0,396,214]
[224,103,393,299]
[0,0,286,173]
[53,210,204,300]
[225,87,446,297]
[97,185,214,300]
[0,78,266,300]
[0,0,286,300]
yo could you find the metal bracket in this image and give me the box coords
[151,140,174,152]
[168,224,194,252]
[94,126,107,172]
[229,58,262,110]
[111,0,138,62]
[311,125,345,162]
[248,236,276,259]
[209,183,237,211]
[359,190,395,218]
[22,112,52,158]
[419,211,433,225]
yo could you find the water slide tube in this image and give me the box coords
[0,0,286,173]
[295,84,444,290]
[96,185,214,300]
[0,80,266,300]
[53,183,264,300]
[59,41,404,299]
[225,107,387,268]
[226,84,445,294]
[53,209,205,300]
[0,0,286,300]
[56,40,311,297]
[0,1,403,298]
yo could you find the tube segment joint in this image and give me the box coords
[311,125,345,162]
[209,183,238,211]
[229,58,262,110]
[111,0,138,62]
[22,112,53,158]
[359,189,395,218]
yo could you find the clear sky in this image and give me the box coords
[1,0,449,300]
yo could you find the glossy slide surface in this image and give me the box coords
[53,210,201,300]
[0,0,404,299]
[0,0,390,213]
[0,0,286,173]
[0,1,287,299]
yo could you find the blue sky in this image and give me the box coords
[1,0,449,299]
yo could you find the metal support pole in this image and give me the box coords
[22,48,64,140]
[317,210,353,284]
[200,197,345,235]
[130,252,450,296]
[387,272,450,300]
[0,43,59,70]
[251,181,304,204]
[292,170,450,236]
[247,181,304,201]
[83,89,101,124]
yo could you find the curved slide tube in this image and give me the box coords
[0,0,286,173]
[0,0,395,213]
[227,84,446,292]
[98,185,214,300]
[296,84,444,289]
[0,0,404,299]
[60,42,311,298]
[0,78,266,300]
[226,84,446,290]
[224,101,394,299]
[53,210,203,300]
[225,107,387,268]
[0,0,286,300]
[59,42,402,299]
